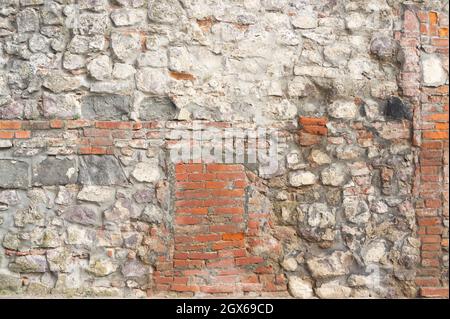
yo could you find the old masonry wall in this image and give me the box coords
[0,0,448,298]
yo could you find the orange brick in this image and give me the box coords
[0,121,21,130]
[439,27,449,37]
[15,131,31,139]
[222,233,245,241]
[423,131,448,140]
[0,131,14,139]
[95,121,132,130]
[429,12,438,25]
[49,119,64,129]
[431,38,449,47]
[302,125,328,136]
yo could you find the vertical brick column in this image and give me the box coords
[402,8,449,298]
[153,163,286,296]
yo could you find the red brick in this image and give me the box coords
[175,216,204,225]
[302,125,328,136]
[418,217,441,226]
[49,119,64,129]
[222,233,244,241]
[235,256,264,266]
[206,164,243,172]
[298,117,327,126]
[95,121,133,130]
[421,287,449,298]
[423,131,449,140]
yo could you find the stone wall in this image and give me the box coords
[0,0,448,298]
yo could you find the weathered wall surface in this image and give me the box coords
[0,0,448,298]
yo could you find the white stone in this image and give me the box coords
[111,9,146,26]
[315,280,352,298]
[87,55,112,80]
[282,257,298,271]
[321,163,348,186]
[132,160,161,183]
[136,68,169,95]
[328,99,358,119]
[307,251,353,279]
[77,186,116,203]
[112,63,136,79]
[362,240,386,264]
[289,171,318,187]
[0,140,12,148]
[421,53,448,87]
[310,150,331,165]
[111,32,141,63]
[288,276,314,298]
[137,50,168,68]
[291,13,318,29]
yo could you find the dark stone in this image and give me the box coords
[139,97,178,120]
[32,157,78,186]
[133,188,155,204]
[0,160,29,189]
[79,155,128,185]
[63,205,99,226]
[384,97,412,120]
[81,95,130,120]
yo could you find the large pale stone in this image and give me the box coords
[288,276,314,298]
[343,197,370,225]
[148,0,184,24]
[289,171,318,187]
[16,8,39,33]
[135,68,169,95]
[132,160,161,183]
[0,272,21,293]
[321,163,348,186]
[291,13,317,29]
[362,240,386,264]
[10,255,48,273]
[421,54,448,87]
[43,71,82,93]
[111,9,146,26]
[77,186,116,203]
[87,55,112,80]
[111,32,141,63]
[315,280,352,298]
[306,251,353,279]
[328,100,358,119]
[307,203,335,229]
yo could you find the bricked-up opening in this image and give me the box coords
[152,163,287,296]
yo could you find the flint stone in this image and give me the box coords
[139,97,178,120]
[321,163,348,186]
[32,157,78,186]
[289,171,318,187]
[79,155,128,186]
[133,188,154,204]
[0,160,29,189]
[9,255,47,273]
[81,95,130,120]
[306,251,353,279]
[63,206,99,226]
[42,93,81,119]
[77,186,116,203]
[288,276,314,298]
[111,32,141,63]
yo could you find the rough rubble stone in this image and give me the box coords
[321,163,348,187]
[0,272,21,293]
[16,8,39,33]
[111,32,141,63]
[288,276,314,298]
[306,251,353,279]
[77,186,116,203]
[0,160,29,189]
[289,171,318,187]
[328,100,359,119]
[111,9,146,26]
[81,94,130,120]
[135,68,169,95]
[63,206,99,226]
[9,255,48,273]
[148,0,184,24]
[32,157,78,186]
[42,93,81,119]
[43,71,82,93]
[79,156,128,186]
[315,280,352,299]
[87,55,112,80]
[132,160,161,183]
[139,97,178,120]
